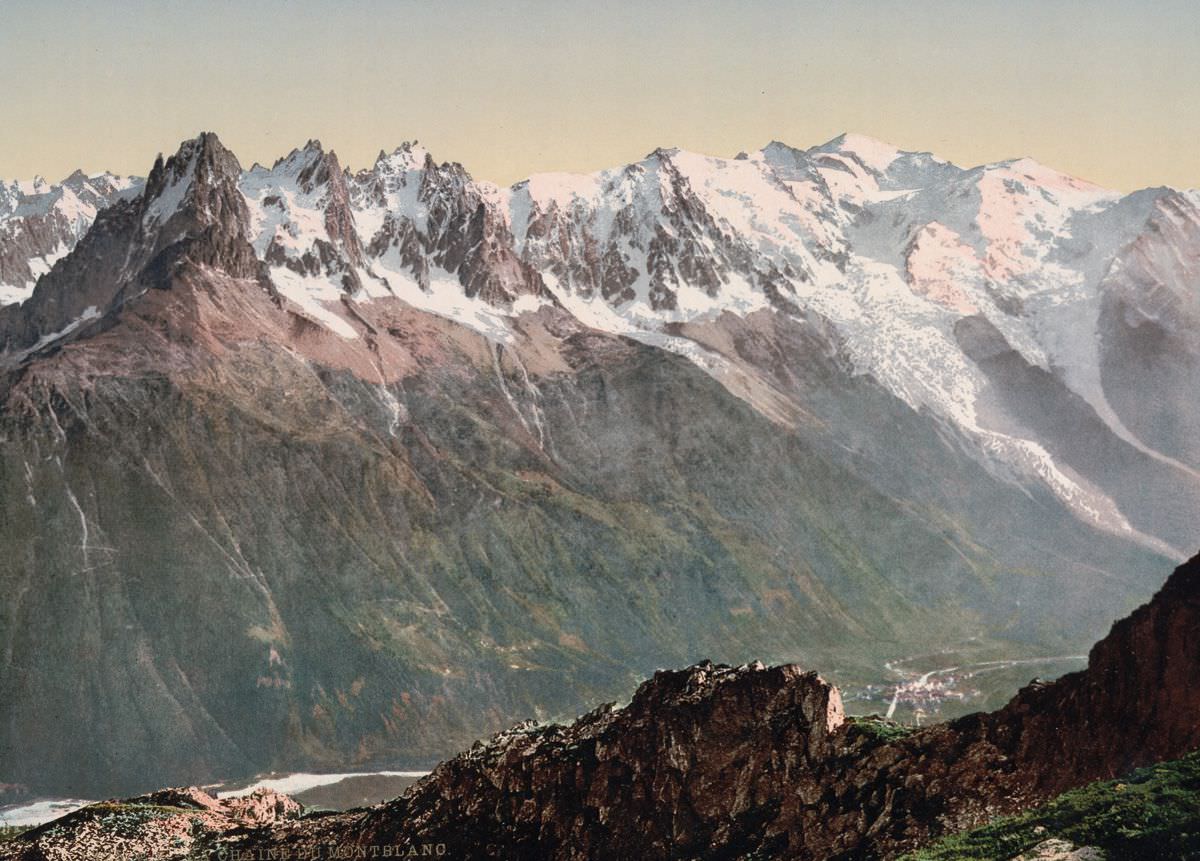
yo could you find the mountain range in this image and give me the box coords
[0,131,1195,797]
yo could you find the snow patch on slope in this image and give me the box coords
[367,253,516,342]
[269,268,359,339]
[143,156,196,226]
[240,149,331,258]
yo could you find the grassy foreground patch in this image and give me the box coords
[903,750,1200,860]
[848,715,918,744]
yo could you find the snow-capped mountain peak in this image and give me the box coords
[2,132,1197,558]
[811,132,905,173]
[0,167,144,304]
[371,141,433,175]
[139,132,248,235]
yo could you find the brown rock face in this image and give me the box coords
[999,553,1200,793]
[364,662,846,859]
[131,785,303,827]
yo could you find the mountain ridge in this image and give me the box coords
[2,131,1195,555]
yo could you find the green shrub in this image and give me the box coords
[904,750,1200,860]
[849,715,917,744]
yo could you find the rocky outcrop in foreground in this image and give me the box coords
[0,788,300,861]
[4,553,1198,860]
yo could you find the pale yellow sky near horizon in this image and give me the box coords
[2,1,1198,191]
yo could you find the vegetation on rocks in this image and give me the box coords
[847,714,918,743]
[904,750,1200,860]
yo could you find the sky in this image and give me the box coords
[1,0,1198,190]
